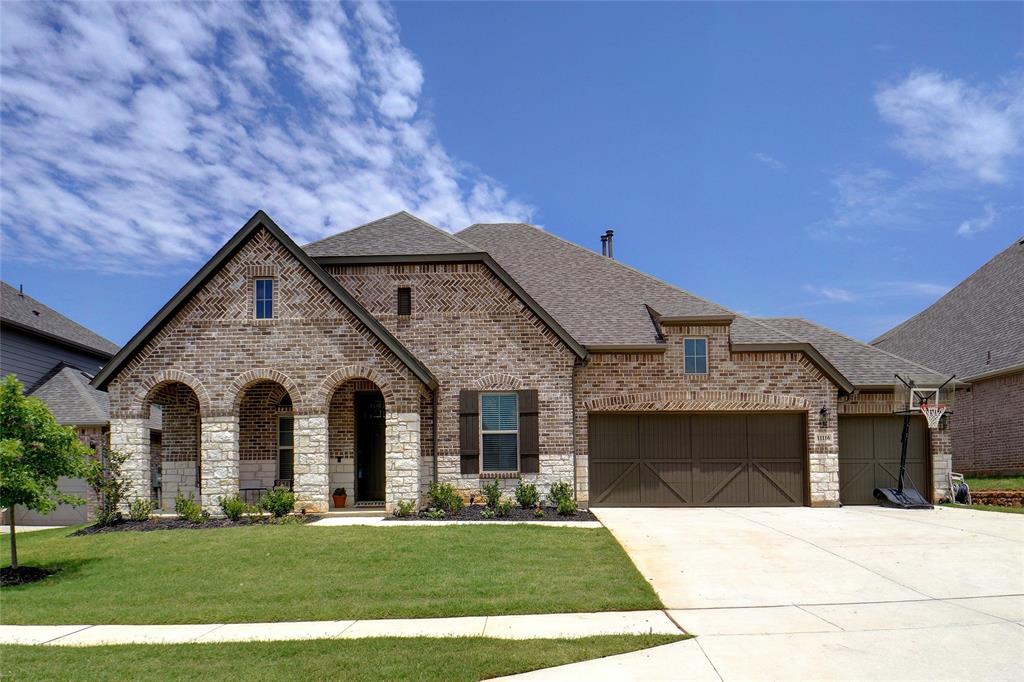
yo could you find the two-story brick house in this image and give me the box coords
[93,211,953,513]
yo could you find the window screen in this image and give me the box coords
[684,338,708,374]
[481,393,518,471]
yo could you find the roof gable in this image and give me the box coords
[456,222,734,347]
[303,211,478,258]
[1,280,119,357]
[30,364,110,425]
[872,237,1024,380]
[93,211,437,391]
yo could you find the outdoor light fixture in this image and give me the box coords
[818,405,829,429]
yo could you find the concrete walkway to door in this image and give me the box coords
[505,506,1023,681]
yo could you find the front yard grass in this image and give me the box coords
[0,524,661,624]
[965,475,1024,491]
[943,503,1024,515]
[0,635,685,682]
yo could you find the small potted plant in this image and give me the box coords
[332,487,347,508]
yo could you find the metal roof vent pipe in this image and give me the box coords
[605,229,614,258]
[600,232,608,256]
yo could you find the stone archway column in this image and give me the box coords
[293,414,329,513]
[930,426,953,503]
[200,416,239,514]
[808,403,840,507]
[385,410,420,513]
[109,418,150,508]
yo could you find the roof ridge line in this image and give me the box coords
[461,222,735,317]
[741,316,806,344]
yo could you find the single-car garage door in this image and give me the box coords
[839,415,930,505]
[589,413,806,507]
[3,476,90,525]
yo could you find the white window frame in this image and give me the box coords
[277,414,294,481]
[255,278,274,320]
[684,337,708,375]
[479,392,519,473]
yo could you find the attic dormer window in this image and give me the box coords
[255,278,274,319]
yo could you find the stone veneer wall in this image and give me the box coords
[951,371,1024,475]
[238,381,291,490]
[147,382,200,508]
[106,228,424,514]
[328,262,576,501]
[575,323,840,506]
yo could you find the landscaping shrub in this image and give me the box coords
[393,500,415,518]
[260,486,295,518]
[428,482,464,512]
[557,497,578,516]
[482,479,502,509]
[514,480,539,508]
[548,481,574,507]
[426,508,445,519]
[127,498,153,522]
[89,449,131,526]
[219,495,246,522]
[480,508,495,519]
[495,497,513,517]
[174,493,207,524]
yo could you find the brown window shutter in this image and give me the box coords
[518,389,539,473]
[459,390,480,474]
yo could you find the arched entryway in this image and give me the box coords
[237,380,295,503]
[328,379,387,508]
[144,381,202,510]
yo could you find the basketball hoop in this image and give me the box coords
[919,402,946,429]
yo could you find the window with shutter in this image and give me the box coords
[278,415,294,482]
[481,393,518,472]
[459,390,480,474]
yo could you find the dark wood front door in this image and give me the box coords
[838,415,930,505]
[589,412,807,507]
[355,392,386,502]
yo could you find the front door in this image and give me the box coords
[355,392,386,503]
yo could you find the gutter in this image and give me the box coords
[959,363,1024,384]
[731,342,855,394]
[585,344,667,354]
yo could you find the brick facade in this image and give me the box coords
[952,371,1024,475]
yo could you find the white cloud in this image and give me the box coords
[956,204,997,237]
[803,280,950,305]
[803,285,857,303]
[0,1,531,274]
[753,152,786,171]
[875,70,1024,183]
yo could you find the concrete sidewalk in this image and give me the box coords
[0,610,681,647]
[308,517,603,528]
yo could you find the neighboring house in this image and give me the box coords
[92,211,954,515]
[0,281,159,524]
[873,237,1024,475]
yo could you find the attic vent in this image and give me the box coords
[397,287,412,316]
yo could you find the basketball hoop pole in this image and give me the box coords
[897,413,910,494]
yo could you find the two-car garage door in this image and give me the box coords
[589,413,806,507]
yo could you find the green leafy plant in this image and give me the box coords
[533,507,546,518]
[428,482,464,512]
[270,514,305,525]
[425,508,445,520]
[393,499,415,518]
[333,487,347,497]
[482,479,502,509]
[244,503,262,522]
[88,448,131,527]
[127,498,154,522]
[174,492,207,524]
[219,494,246,522]
[495,497,513,517]
[514,480,539,508]
[557,497,578,516]
[0,375,96,568]
[260,486,295,518]
[548,481,574,507]
[480,508,495,519]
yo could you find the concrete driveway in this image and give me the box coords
[511,506,1024,681]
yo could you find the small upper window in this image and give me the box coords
[397,287,412,316]
[481,393,518,472]
[255,279,274,319]
[684,338,708,374]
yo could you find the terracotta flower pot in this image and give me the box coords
[333,495,347,508]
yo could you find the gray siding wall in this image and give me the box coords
[0,324,110,390]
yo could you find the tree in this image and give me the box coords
[1,374,96,570]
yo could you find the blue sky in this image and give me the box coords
[1,1,1021,346]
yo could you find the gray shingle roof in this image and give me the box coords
[1,281,119,356]
[456,223,734,346]
[303,212,479,257]
[751,317,949,388]
[30,365,110,425]
[872,237,1024,381]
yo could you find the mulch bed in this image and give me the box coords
[386,504,598,523]
[1,565,56,587]
[70,515,322,536]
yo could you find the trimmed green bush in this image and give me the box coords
[482,479,502,509]
[260,487,295,518]
[514,480,539,508]
[495,497,513,517]
[127,498,154,522]
[174,492,206,524]
[547,481,573,507]
[428,482,464,512]
[219,495,246,522]
[393,500,415,518]
[557,497,578,516]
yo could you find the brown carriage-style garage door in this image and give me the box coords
[589,413,807,507]
[839,415,930,505]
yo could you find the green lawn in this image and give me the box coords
[943,503,1024,515]
[0,525,660,624]
[0,635,684,682]
[966,476,1024,491]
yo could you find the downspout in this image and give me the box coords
[431,388,438,486]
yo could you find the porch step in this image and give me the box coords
[319,508,386,518]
